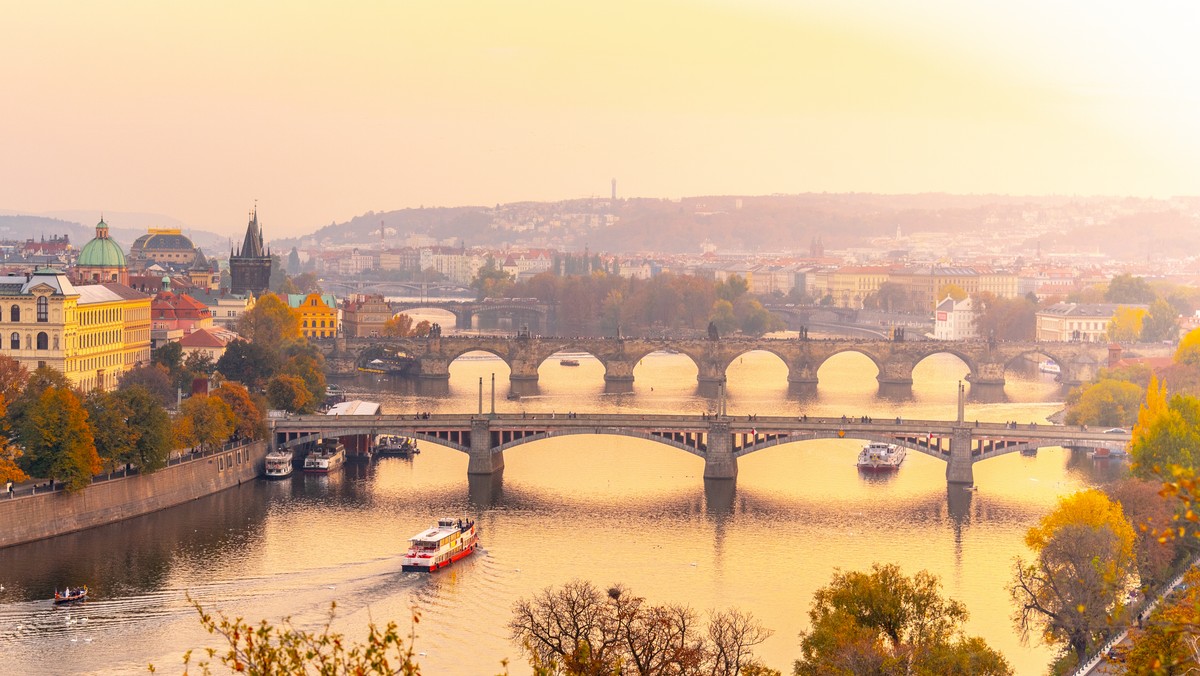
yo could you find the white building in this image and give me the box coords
[933,296,976,340]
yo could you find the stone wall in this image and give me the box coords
[0,441,267,549]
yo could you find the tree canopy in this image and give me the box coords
[1010,489,1137,668]
[17,386,100,491]
[795,563,1011,675]
[237,293,302,351]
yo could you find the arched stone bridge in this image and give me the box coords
[272,412,1130,486]
[327,335,1142,392]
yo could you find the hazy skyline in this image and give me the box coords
[3,1,1197,238]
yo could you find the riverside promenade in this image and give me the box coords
[0,439,267,549]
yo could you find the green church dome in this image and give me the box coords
[77,219,127,268]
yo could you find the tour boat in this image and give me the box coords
[1019,448,1038,457]
[54,586,88,604]
[1039,360,1061,375]
[303,441,346,474]
[375,434,419,458]
[857,441,906,471]
[560,359,580,366]
[325,384,346,400]
[264,449,295,479]
[401,517,479,572]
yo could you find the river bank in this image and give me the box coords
[0,440,267,549]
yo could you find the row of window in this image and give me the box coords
[8,332,51,350]
[301,319,334,328]
[3,299,50,323]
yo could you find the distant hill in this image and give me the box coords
[0,211,229,254]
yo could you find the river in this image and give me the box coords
[0,341,1125,675]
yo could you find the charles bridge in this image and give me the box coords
[323,334,1156,394]
[271,412,1131,487]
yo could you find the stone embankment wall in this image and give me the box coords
[0,441,267,549]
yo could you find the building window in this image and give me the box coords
[37,297,48,322]
[9,305,17,322]
[8,332,16,349]
[302,320,308,328]
[36,332,48,350]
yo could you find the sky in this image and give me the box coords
[2,1,1198,238]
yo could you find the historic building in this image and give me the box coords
[1035,302,1145,342]
[288,292,339,339]
[150,276,214,348]
[230,208,272,296]
[341,294,393,338]
[0,267,151,391]
[127,228,199,270]
[187,249,221,291]
[74,218,128,285]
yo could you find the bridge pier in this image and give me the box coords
[703,421,738,479]
[972,362,1006,387]
[467,419,505,475]
[601,358,636,384]
[945,426,974,486]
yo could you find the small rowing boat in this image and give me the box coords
[54,586,88,604]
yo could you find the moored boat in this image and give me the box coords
[1039,360,1060,375]
[264,449,295,479]
[560,358,580,366]
[375,434,419,458]
[857,441,906,471]
[304,441,346,474]
[54,586,88,604]
[401,517,479,572]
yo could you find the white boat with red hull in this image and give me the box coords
[401,517,479,572]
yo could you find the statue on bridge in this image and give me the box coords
[707,321,719,341]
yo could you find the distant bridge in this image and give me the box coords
[272,413,1130,486]
[321,335,1150,393]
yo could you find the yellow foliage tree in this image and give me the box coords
[1176,327,1200,367]
[1108,306,1149,343]
[383,313,414,337]
[1011,489,1137,666]
[1132,374,1169,451]
[938,283,968,302]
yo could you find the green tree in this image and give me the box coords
[84,390,135,469]
[118,363,175,408]
[119,385,173,471]
[1129,377,1200,476]
[18,386,100,491]
[862,282,908,312]
[237,293,302,352]
[716,275,749,302]
[972,292,1037,341]
[1064,378,1145,427]
[176,395,235,453]
[1142,298,1180,343]
[1010,489,1137,667]
[710,299,737,335]
[0,356,29,483]
[153,340,184,375]
[1106,274,1157,304]
[794,563,1011,676]
[282,353,326,407]
[471,255,516,300]
[216,339,282,392]
[266,375,314,413]
[735,298,785,337]
[293,271,322,294]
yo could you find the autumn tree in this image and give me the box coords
[6,366,75,451]
[266,375,315,413]
[118,385,172,471]
[794,563,1011,675]
[1129,377,1200,476]
[1122,568,1200,673]
[1064,378,1145,427]
[1175,327,1200,367]
[1108,306,1148,342]
[176,395,235,453]
[412,319,433,337]
[710,299,737,335]
[382,313,415,337]
[211,382,267,440]
[0,356,29,484]
[938,283,968,302]
[510,579,776,676]
[17,386,101,491]
[236,292,302,351]
[1104,478,1180,588]
[1010,489,1137,668]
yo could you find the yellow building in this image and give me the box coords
[0,268,151,391]
[809,266,891,308]
[288,293,339,339]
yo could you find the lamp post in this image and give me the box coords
[957,379,965,423]
[478,377,483,415]
[490,372,496,417]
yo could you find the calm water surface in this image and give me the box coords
[0,345,1126,675]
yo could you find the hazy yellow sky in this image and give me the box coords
[2,1,1197,237]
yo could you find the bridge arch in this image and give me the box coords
[733,431,949,462]
[492,428,708,458]
[277,429,472,453]
[1001,348,1072,376]
[817,347,885,373]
